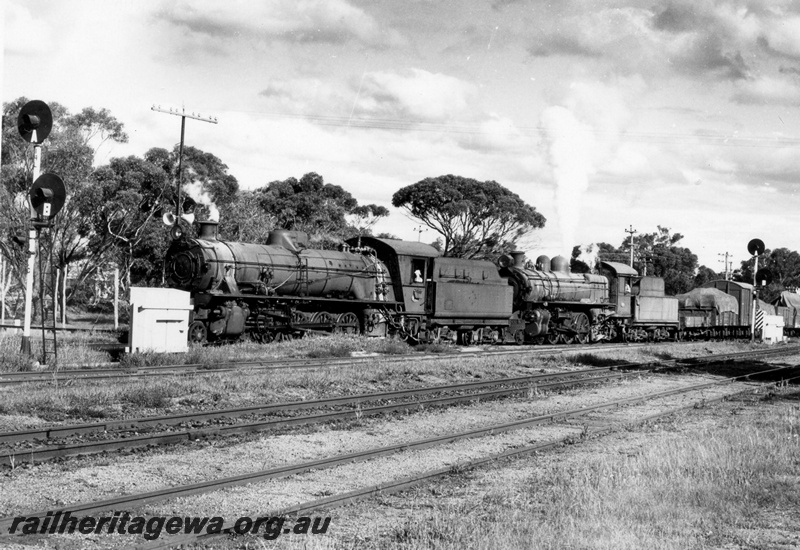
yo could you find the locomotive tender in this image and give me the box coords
[164,220,695,345]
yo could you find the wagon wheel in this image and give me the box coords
[334,312,360,334]
[188,321,207,345]
[458,330,474,346]
[573,313,590,344]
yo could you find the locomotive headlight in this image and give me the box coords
[171,252,197,283]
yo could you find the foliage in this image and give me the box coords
[734,247,800,302]
[84,155,173,288]
[254,172,388,246]
[143,145,239,220]
[218,190,275,242]
[391,174,545,259]
[694,265,719,288]
[570,227,702,295]
[1,97,129,316]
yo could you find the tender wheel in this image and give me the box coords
[335,312,360,334]
[458,330,474,346]
[188,321,207,345]
[573,313,590,344]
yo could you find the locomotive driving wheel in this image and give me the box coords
[334,312,360,334]
[252,314,274,343]
[287,311,306,339]
[311,311,335,331]
[545,330,561,345]
[573,313,590,344]
[188,321,207,345]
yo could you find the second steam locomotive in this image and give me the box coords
[164,220,772,345]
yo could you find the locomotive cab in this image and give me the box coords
[598,261,638,318]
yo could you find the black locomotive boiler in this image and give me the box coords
[164,221,513,344]
[497,252,680,344]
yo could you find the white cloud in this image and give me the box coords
[258,78,350,113]
[357,69,475,121]
[762,16,800,58]
[4,1,52,55]
[159,0,403,48]
[732,76,800,104]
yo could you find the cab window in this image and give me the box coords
[411,259,426,284]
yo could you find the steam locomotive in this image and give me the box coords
[164,220,690,345]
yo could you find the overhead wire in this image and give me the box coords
[210,108,800,148]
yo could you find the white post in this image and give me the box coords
[751,253,758,344]
[54,267,60,327]
[114,266,119,330]
[21,143,42,355]
[1,256,5,326]
[61,265,67,325]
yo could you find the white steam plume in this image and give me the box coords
[182,180,220,222]
[540,79,643,257]
[579,243,600,274]
[541,105,595,257]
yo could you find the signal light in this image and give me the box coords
[17,100,53,144]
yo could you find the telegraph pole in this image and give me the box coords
[718,252,731,280]
[625,225,637,268]
[151,105,218,237]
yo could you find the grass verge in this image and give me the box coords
[379,393,800,550]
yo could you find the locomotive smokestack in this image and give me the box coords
[510,251,526,267]
[198,220,218,240]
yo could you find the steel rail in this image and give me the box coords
[0,345,793,445]
[0,364,795,537]
[0,371,637,465]
[0,343,616,386]
[150,375,800,549]
[0,364,625,444]
[6,339,777,385]
[1,342,795,387]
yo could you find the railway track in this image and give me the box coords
[1,346,796,466]
[1,341,797,387]
[0,342,645,386]
[1,363,796,548]
[0,368,636,465]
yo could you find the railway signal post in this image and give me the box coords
[17,101,53,356]
[747,238,766,343]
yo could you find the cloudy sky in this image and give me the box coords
[4,0,800,271]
